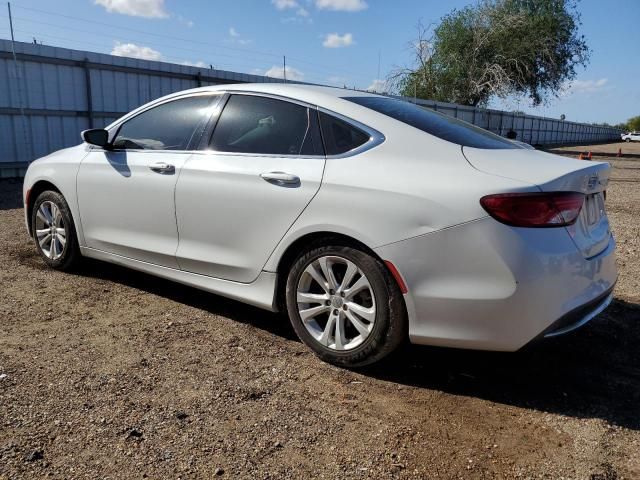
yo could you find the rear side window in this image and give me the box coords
[211,95,312,155]
[113,95,215,150]
[319,112,370,155]
[344,96,517,150]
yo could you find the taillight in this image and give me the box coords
[480,192,585,227]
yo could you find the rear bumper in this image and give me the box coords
[541,288,614,338]
[374,217,617,351]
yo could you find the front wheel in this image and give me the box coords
[285,243,407,367]
[31,190,81,271]
[626,138,631,142]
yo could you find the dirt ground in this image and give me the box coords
[1,151,639,479]
[547,140,640,159]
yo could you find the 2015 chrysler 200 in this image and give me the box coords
[23,84,617,367]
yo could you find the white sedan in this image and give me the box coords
[23,84,617,367]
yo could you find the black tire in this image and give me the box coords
[285,242,407,368]
[625,138,631,142]
[31,190,81,271]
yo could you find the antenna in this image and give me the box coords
[283,55,287,83]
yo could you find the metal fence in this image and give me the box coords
[405,97,620,147]
[1,39,622,178]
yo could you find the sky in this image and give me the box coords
[0,0,638,124]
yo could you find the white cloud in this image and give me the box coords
[182,60,208,68]
[315,0,367,11]
[227,27,251,45]
[322,32,353,48]
[95,0,168,18]
[111,42,162,61]
[272,0,312,19]
[282,15,313,24]
[571,78,609,94]
[366,79,387,93]
[561,78,609,97]
[272,0,299,9]
[265,65,304,81]
[177,15,194,27]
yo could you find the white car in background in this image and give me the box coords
[22,84,617,367]
[621,131,640,142]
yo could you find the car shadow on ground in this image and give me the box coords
[0,179,23,211]
[74,258,640,431]
[365,297,640,431]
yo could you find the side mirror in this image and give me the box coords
[81,129,111,149]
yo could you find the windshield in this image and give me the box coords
[344,96,518,150]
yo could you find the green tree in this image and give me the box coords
[391,0,590,107]
[626,116,640,131]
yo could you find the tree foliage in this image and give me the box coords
[625,116,640,132]
[391,0,590,107]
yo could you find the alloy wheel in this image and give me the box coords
[296,255,376,351]
[35,201,66,260]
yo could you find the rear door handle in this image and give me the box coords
[149,162,175,174]
[260,171,300,187]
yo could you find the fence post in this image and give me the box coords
[83,58,94,129]
[196,71,202,87]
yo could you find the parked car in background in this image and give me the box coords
[22,84,617,367]
[621,131,640,142]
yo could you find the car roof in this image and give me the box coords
[162,83,381,113]
[105,83,392,134]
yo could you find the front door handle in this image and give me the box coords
[149,162,175,174]
[260,171,300,187]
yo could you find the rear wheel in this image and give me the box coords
[31,190,81,271]
[285,243,407,367]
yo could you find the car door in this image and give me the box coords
[77,93,219,268]
[174,93,326,283]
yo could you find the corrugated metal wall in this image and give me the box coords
[408,98,620,146]
[0,39,622,178]
[0,39,288,177]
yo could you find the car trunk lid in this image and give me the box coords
[463,147,612,258]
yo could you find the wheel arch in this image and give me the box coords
[272,230,404,313]
[25,180,62,237]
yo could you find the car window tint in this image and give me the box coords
[211,95,311,155]
[112,95,215,150]
[318,112,370,155]
[344,96,517,150]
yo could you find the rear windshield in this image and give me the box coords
[344,96,517,150]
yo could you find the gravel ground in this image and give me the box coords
[546,140,640,159]
[0,153,639,479]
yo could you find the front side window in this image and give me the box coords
[344,96,518,150]
[112,95,216,150]
[210,95,312,155]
